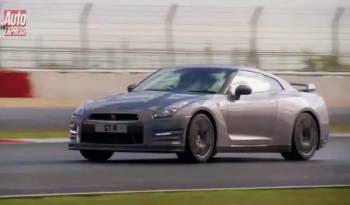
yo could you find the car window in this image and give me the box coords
[263,74,284,92]
[139,71,181,91]
[231,71,282,93]
[134,68,235,93]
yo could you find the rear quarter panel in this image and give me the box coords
[273,91,329,148]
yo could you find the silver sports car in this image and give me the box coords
[69,66,329,163]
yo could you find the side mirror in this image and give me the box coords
[127,84,137,92]
[228,84,252,100]
[305,83,316,92]
[290,83,316,92]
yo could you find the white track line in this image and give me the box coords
[0,184,349,199]
[330,133,350,138]
[19,138,69,143]
[0,133,349,144]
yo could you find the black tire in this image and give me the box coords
[281,113,319,161]
[177,113,216,163]
[80,150,114,162]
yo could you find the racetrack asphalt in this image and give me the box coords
[0,137,349,196]
[0,108,75,131]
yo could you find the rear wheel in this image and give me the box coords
[281,113,319,161]
[177,113,215,163]
[80,150,114,162]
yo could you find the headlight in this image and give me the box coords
[73,105,85,116]
[153,101,189,118]
[73,100,93,117]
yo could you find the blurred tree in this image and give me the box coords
[302,54,350,71]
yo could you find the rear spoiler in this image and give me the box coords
[290,83,316,92]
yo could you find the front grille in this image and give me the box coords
[81,124,143,144]
[89,113,138,121]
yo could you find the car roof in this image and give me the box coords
[172,65,260,72]
[170,66,272,77]
[169,66,295,91]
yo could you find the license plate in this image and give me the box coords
[95,123,127,133]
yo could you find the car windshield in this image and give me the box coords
[133,67,235,94]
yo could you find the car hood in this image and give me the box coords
[84,91,212,113]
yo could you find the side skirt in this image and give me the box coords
[216,145,290,153]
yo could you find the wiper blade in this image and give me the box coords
[188,90,216,94]
[144,89,170,91]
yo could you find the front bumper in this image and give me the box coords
[68,112,189,153]
[68,143,184,153]
[318,122,329,149]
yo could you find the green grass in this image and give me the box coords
[0,131,69,139]
[0,188,349,205]
[331,125,350,134]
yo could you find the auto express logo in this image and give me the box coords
[3,10,27,36]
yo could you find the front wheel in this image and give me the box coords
[281,113,319,161]
[177,113,215,163]
[80,150,114,162]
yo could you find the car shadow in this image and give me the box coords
[71,156,287,165]
[0,157,325,166]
